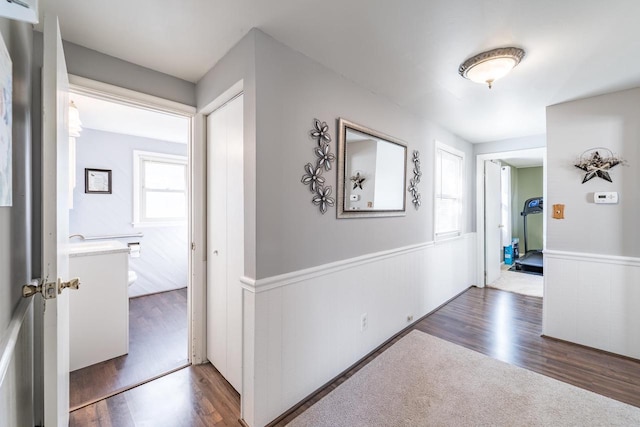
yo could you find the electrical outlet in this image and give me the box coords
[360,313,368,332]
[407,314,414,323]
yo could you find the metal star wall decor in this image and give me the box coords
[350,172,365,190]
[301,119,335,214]
[574,148,625,184]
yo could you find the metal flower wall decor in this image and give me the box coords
[574,147,625,184]
[408,150,421,209]
[301,119,336,214]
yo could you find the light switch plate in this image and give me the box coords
[552,204,565,219]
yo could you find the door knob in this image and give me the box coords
[58,277,80,293]
[22,277,80,299]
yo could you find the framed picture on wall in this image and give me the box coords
[85,168,112,194]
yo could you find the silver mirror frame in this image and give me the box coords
[336,118,408,218]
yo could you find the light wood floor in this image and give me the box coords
[71,287,640,426]
[69,288,188,410]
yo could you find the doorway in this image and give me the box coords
[476,148,545,298]
[65,82,194,411]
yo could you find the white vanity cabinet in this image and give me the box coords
[68,241,129,371]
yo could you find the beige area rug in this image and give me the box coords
[287,330,640,427]
[487,264,543,297]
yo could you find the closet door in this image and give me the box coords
[206,94,243,392]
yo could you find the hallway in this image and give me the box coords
[70,287,640,426]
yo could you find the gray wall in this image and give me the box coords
[70,128,188,296]
[196,29,475,280]
[0,16,34,427]
[197,29,258,279]
[252,30,474,278]
[0,18,32,340]
[32,32,196,106]
[546,88,640,256]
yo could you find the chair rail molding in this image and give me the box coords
[241,233,476,293]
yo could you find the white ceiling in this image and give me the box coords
[69,93,189,144]
[40,0,640,143]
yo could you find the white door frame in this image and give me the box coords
[66,75,206,362]
[475,147,546,287]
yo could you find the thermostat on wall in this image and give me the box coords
[594,191,618,204]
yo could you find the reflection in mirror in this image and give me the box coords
[337,119,407,218]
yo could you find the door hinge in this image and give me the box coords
[191,242,196,251]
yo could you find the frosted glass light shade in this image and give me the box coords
[459,47,525,89]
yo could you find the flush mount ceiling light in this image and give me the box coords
[458,47,525,89]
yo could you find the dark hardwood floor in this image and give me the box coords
[272,287,640,426]
[69,288,189,410]
[71,287,640,426]
[69,364,241,427]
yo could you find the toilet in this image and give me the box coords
[128,270,137,287]
[128,242,140,287]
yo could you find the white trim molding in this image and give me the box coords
[544,249,640,267]
[69,74,196,116]
[241,233,477,293]
[241,242,435,293]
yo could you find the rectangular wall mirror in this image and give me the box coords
[337,118,407,218]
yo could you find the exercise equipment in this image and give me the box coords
[514,197,543,274]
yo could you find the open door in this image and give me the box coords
[484,160,502,285]
[41,15,74,426]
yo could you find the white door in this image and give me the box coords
[42,15,73,427]
[206,94,243,392]
[484,160,502,285]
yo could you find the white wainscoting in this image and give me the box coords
[0,298,34,427]
[240,233,477,426]
[544,250,640,360]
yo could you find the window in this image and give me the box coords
[434,141,464,240]
[133,151,188,226]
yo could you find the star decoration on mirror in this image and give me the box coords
[408,150,421,210]
[574,148,624,184]
[350,172,365,190]
[301,118,335,214]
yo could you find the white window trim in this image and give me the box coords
[434,140,465,241]
[133,150,188,227]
